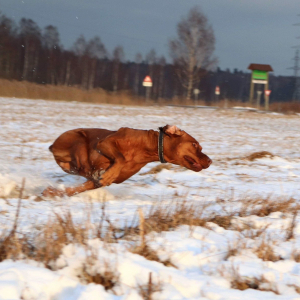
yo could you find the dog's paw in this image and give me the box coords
[92,169,105,181]
[42,186,65,198]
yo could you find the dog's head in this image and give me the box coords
[160,125,212,172]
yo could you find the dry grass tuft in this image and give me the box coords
[286,211,298,241]
[33,212,88,268]
[231,277,259,291]
[270,101,300,113]
[225,246,239,261]
[0,178,27,262]
[0,79,151,106]
[137,272,162,300]
[291,250,300,262]
[81,267,118,290]
[245,151,274,161]
[0,203,89,267]
[208,215,232,229]
[79,255,119,291]
[131,243,176,268]
[224,238,250,261]
[95,203,121,243]
[0,234,30,262]
[224,242,241,261]
[255,240,281,262]
[206,197,296,230]
[139,201,208,234]
[120,196,296,239]
[131,243,160,262]
[115,200,208,240]
[240,225,270,239]
[231,276,279,294]
[141,164,172,175]
[129,208,176,268]
[238,197,297,218]
[230,265,279,294]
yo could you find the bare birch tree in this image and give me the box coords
[86,36,106,90]
[158,56,166,99]
[73,35,89,89]
[62,51,72,86]
[145,49,156,98]
[20,18,41,81]
[169,6,216,100]
[112,45,124,92]
[43,25,60,84]
[134,52,142,94]
[0,14,18,78]
[146,49,156,79]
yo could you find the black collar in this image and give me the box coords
[158,128,167,163]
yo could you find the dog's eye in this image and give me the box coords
[192,143,198,148]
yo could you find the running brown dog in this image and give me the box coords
[42,125,212,197]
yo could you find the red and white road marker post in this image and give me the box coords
[264,89,271,110]
[215,86,222,106]
[143,76,152,102]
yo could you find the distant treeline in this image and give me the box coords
[0,13,295,102]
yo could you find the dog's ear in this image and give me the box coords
[159,125,184,137]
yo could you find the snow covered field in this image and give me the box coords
[1,97,300,300]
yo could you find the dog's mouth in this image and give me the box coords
[184,155,203,171]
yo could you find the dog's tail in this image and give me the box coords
[49,144,53,153]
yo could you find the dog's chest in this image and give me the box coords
[115,161,146,183]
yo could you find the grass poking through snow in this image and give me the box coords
[245,151,274,161]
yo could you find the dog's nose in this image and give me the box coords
[207,158,212,166]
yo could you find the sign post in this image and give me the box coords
[142,76,152,102]
[215,86,220,103]
[256,90,262,109]
[193,88,200,103]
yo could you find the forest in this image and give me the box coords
[0,12,296,103]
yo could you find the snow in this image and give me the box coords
[0,97,300,299]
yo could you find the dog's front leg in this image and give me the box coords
[99,158,125,186]
[96,138,126,187]
[42,180,97,197]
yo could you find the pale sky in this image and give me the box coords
[0,0,299,75]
